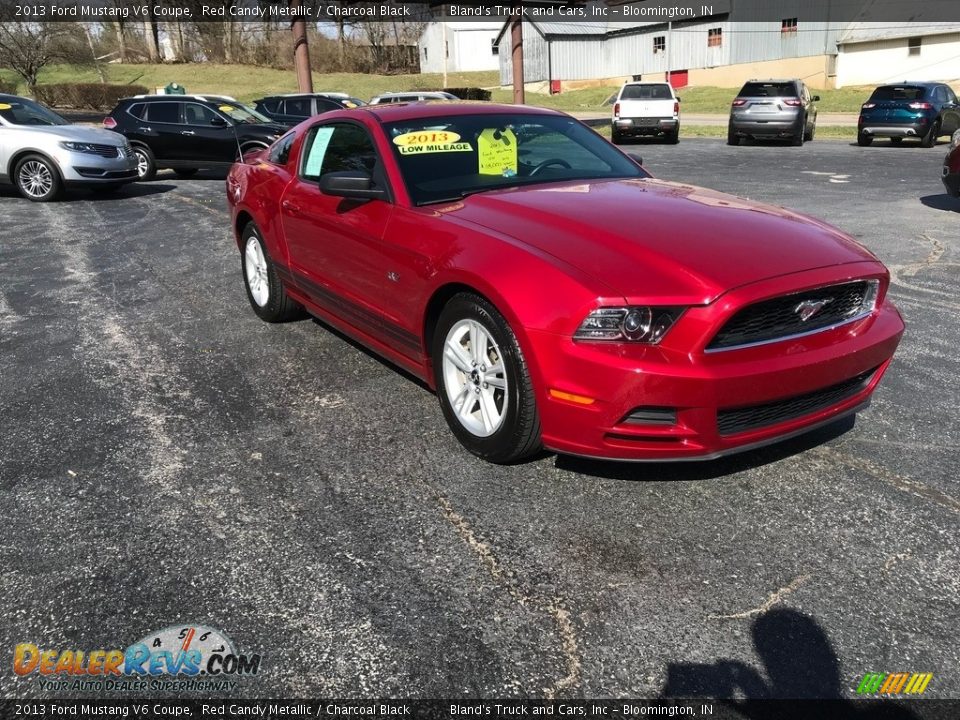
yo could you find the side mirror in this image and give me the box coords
[210,116,228,127]
[676,96,682,103]
[812,95,821,102]
[319,171,386,200]
[627,152,643,166]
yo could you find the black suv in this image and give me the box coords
[104,95,286,180]
[252,93,365,127]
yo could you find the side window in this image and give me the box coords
[259,99,280,114]
[285,97,311,117]
[947,87,959,104]
[183,103,218,126]
[126,103,145,119]
[268,132,295,165]
[300,123,383,188]
[315,98,342,113]
[146,102,181,124]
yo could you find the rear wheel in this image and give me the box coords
[666,125,680,144]
[791,119,805,146]
[433,293,541,463]
[14,154,62,202]
[857,131,873,147]
[611,130,625,145]
[727,126,740,146]
[241,222,304,323]
[920,120,940,148]
[804,121,815,142]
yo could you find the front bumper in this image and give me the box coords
[943,163,960,197]
[57,149,139,185]
[613,117,678,137]
[527,266,905,461]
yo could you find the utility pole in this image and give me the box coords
[511,3,524,104]
[291,9,313,93]
[666,20,672,87]
[442,20,448,88]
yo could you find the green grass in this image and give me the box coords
[0,64,501,104]
[593,124,855,140]
[0,62,878,114]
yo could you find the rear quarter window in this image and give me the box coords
[145,102,181,124]
[126,103,145,119]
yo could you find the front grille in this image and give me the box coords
[708,281,872,351]
[84,144,121,158]
[717,366,877,436]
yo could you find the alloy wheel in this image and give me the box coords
[18,160,53,199]
[244,237,270,307]
[441,319,508,437]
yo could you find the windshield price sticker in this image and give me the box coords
[478,127,518,176]
[0,103,11,110]
[394,130,471,154]
[218,105,234,112]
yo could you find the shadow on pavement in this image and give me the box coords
[553,414,855,481]
[920,194,960,213]
[662,608,920,719]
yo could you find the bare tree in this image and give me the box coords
[0,23,66,92]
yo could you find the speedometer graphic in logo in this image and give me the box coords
[126,624,240,676]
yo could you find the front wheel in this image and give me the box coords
[132,145,156,181]
[241,222,304,323]
[15,154,62,202]
[433,293,541,463]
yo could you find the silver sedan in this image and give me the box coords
[0,94,138,201]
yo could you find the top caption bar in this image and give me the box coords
[4,0,960,23]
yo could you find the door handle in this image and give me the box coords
[181,130,195,135]
[138,126,152,132]
[281,200,300,214]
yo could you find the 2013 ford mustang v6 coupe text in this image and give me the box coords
[226,103,904,463]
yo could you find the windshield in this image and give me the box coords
[0,97,69,126]
[385,113,646,205]
[869,86,926,102]
[216,102,271,124]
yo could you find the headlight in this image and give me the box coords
[950,130,960,150]
[575,306,684,343]
[59,141,103,154]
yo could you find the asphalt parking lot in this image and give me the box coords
[1,136,958,701]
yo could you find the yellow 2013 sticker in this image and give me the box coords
[218,105,234,112]
[0,103,12,110]
[393,130,471,155]
[478,128,517,176]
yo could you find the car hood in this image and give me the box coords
[444,178,879,302]
[13,124,127,145]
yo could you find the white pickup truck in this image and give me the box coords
[612,81,681,144]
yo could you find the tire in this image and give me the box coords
[432,293,541,463]
[132,145,156,181]
[240,222,304,323]
[174,169,198,178]
[857,131,873,147]
[920,120,940,148]
[611,131,624,145]
[14,154,63,202]
[804,121,815,142]
[666,125,680,144]
[727,126,740,146]
[791,120,805,146]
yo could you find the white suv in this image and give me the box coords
[612,82,681,144]
[0,94,137,201]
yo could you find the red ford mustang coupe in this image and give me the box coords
[226,103,904,464]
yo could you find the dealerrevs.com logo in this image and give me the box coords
[13,624,261,692]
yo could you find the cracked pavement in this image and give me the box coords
[1,137,958,700]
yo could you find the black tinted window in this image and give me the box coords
[257,99,280,114]
[126,103,145,119]
[146,102,180,124]
[315,98,342,113]
[620,84,672,100]
[869,85,926,102]
[183,103,218,126]
[740,82,798,97]
[268,133,295,165]
[301,123,379,182]
[285,97,311,117]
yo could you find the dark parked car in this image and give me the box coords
[104,95,286,180]
[943,131,960,197]
[858,82,960,147]
[252,93,365,127]
[727,79,818,146]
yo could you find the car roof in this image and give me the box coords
[0,93,30,102]
[874,81,941,87]
[375,91,451,98]
[127,94,238,102]
[744,79,801,84]
[359,102,562,122]
[622,81,672,85]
